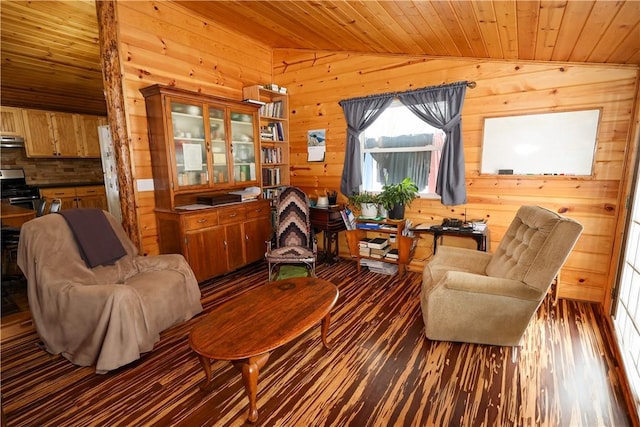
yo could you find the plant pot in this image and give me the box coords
[361,203,378,218]
[379,204,388,218]
[388,203,405,220]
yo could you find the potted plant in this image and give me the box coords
[379,177,419,220]
[347,192,379,218]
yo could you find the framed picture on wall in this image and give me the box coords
[307,129,326,162]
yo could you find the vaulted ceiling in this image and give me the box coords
[1,1,639,116]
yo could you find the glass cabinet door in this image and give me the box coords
[209,106,228,184]
[230,110,257,184]
[170,101,208,188]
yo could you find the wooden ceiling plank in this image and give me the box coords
[346,1,421,54]
[516,0,540,61]
[569,0,623,63]
[386,1,446,54]
[471,1,504,59]
[377,1,438,54]
[535,1,568,61]
[270,1,364,50]
[413,1,462,57]
[448,1,489,58]
[550,0,593,62]
[588,1,640,63]
[428,1,476,57]
[493,1,519,60]
[606,21,640,65]
[177,1,311,49]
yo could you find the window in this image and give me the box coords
[360,100,444,195]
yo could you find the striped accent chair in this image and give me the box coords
[266,186,317,281]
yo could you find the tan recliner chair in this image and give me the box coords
[421,205,583,346]
[18,210,203,373]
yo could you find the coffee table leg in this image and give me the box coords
[321,313,332,349]
[196,354,213,390]
[233,353,270,423]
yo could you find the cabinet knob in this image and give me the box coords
[229,213,237,218]
[197,218,207,223]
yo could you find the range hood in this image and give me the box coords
[0,135,25,148]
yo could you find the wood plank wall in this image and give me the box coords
[114,1,271,253]
[272,50,640,305]
[112,0,638,306]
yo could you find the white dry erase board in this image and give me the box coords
[480,109,600,176]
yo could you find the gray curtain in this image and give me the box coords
[397,82,467,205]
[338,94,394,196]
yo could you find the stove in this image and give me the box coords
[0,169,41,209]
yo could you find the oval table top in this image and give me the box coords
[189,277,339,360]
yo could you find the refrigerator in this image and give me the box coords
[98,125,123,223]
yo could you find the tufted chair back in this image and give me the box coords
[485,206,584,293]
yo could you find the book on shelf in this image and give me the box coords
[370,247,390,258]
[359,248,371,257]
[367,238,388,249]
[358,237,372,248]
[243,98,266,106]
[340,207,357,230]
[385,248,399,259]
[357,222,382,230]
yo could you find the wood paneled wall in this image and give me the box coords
[112,1,638,305]
[272,50,639,304]
[114,1,271,254]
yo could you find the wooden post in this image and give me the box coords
[95,0,141,251]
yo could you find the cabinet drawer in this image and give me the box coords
[183,211,219,231]
[246,201,270,219]
[218,206,246,224]
[76,186,105,197]
[40,188,76,198]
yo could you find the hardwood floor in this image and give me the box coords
[0,260,632,426]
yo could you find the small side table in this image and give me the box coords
[310,205,346,264]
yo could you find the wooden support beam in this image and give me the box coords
[95,0,141,250]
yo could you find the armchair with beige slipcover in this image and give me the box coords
[421,205,583,346]
[17,209,203,373]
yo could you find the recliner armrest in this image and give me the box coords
[441,271,544,301]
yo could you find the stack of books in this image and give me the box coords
[367,237,388,249]
[370,247,390,258]
[384,248,399,260]
[358,237,371,257]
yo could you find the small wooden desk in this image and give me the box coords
[412,225,489,254]
[310,206,346,264]
[1,204,36,227]
[189,277,339,423]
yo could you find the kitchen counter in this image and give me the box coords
[1,204,36,227]
[37,182,104,188]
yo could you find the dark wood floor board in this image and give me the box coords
[0,260,632,426]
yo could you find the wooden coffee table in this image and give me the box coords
[189,276,339,423]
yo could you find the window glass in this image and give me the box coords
[360,99,444,195]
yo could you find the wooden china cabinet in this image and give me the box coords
[141,84,272,282]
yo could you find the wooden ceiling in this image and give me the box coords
[1,1,639,116]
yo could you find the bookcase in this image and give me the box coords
[345,218,416,276]
[242,84,290,200]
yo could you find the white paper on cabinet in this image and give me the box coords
[183,143,203,171]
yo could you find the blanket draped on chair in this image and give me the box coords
[17,210,203,373]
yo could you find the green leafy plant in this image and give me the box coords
[379,177,419,218]
[347,191,379,207]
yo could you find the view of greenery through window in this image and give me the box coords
[360,100,443,195]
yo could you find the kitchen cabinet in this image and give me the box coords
[0,106,25,137]
[19,108,105,158]
[155,200,271,282]
[78,115,107,158]
[40,185,107,212]
[140,84,261,210]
